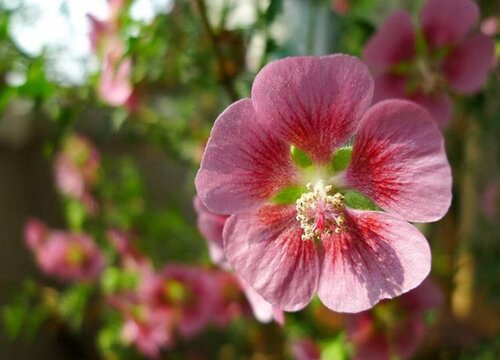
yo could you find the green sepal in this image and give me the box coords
[344,190,378,210]
[271,185,304,205]
[290,145,313,168]
[331,146,352,172]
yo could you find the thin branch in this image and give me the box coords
[194,0,239,102]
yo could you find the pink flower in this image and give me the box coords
[54,134,100,213]
[87,2,135,109]
[346,278,443,360]
[363,0,495,127]
[140,265,214,338]
[24,220,106,282]
[121,304,174,359]
[291,338,321,360]
[196,55,452,313]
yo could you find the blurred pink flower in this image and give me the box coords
[87,1,135,109]
[364,0,495,127]
[346,278,443,360]
[196,55,451,313]
[480,181,499,221]
[140,264,214,338]
[54,134,100,213]
[24,219,106,282]
[107,228,148,268]
[291,338,321,360]
[121,304,174,359]
[481,17,498,37]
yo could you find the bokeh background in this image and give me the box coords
[0,0,498,359]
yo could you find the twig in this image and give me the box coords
[194,0,239,102]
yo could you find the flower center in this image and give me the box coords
[295,181,346,241]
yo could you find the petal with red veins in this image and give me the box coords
[346,100,452,222]
[318,210,431,313]
[251,55,373,164]
[196,99,296,215]
[224,205,319,311]
[421,0,479,48]
[443,34,495,94]
[363,11,416,72]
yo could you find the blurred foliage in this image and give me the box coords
[0,0,499,359]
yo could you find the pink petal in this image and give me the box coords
[224,205,320,311]
[195,99,296,215]
[372,74,453,128]
[363,11,416,72]
[193,196,228,266]
[409,93,453,128]
[443,34,495,94]
[98,55,133,107]
[318,210,431,313]
[238,276,275,323]
[346,100,452,222]
[291,339,321,360]
[251,55,373,164]
[421,0,479,48]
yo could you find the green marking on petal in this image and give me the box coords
[343,190,379,210]
[331,146,352,172]
[290,145,313,168]
[271,185,305,205]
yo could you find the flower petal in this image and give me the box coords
[346,99,452,222]
[363,11,416,72]
[195,99,296,214]
[193,196,228,266]
[421,0,479,48]
[224,205,319,311]
[251,55,373,164]
[443,34,495,94]
[318,210,431,313]
[409,92,453,128]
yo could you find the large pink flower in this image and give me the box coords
[346,278,443,360]
[24,219,106,282]
[196,55,452,313]
[363,0,495,127]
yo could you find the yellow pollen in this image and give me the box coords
[295,181,346,241]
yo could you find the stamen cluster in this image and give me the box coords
[295,182,346,241]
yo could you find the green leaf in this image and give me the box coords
[291,145,312,168]
[271,185,304,205]
[321,333,348,360]
[59,284,91,330]
[344,191,378,210]
[331,146,352,172]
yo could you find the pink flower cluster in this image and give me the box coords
[24,219,106,282]
[364,0,495,127]
[196,54,452,314]
[54,134,100,214]
[87,0,136,109]
[105,229,282,358]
